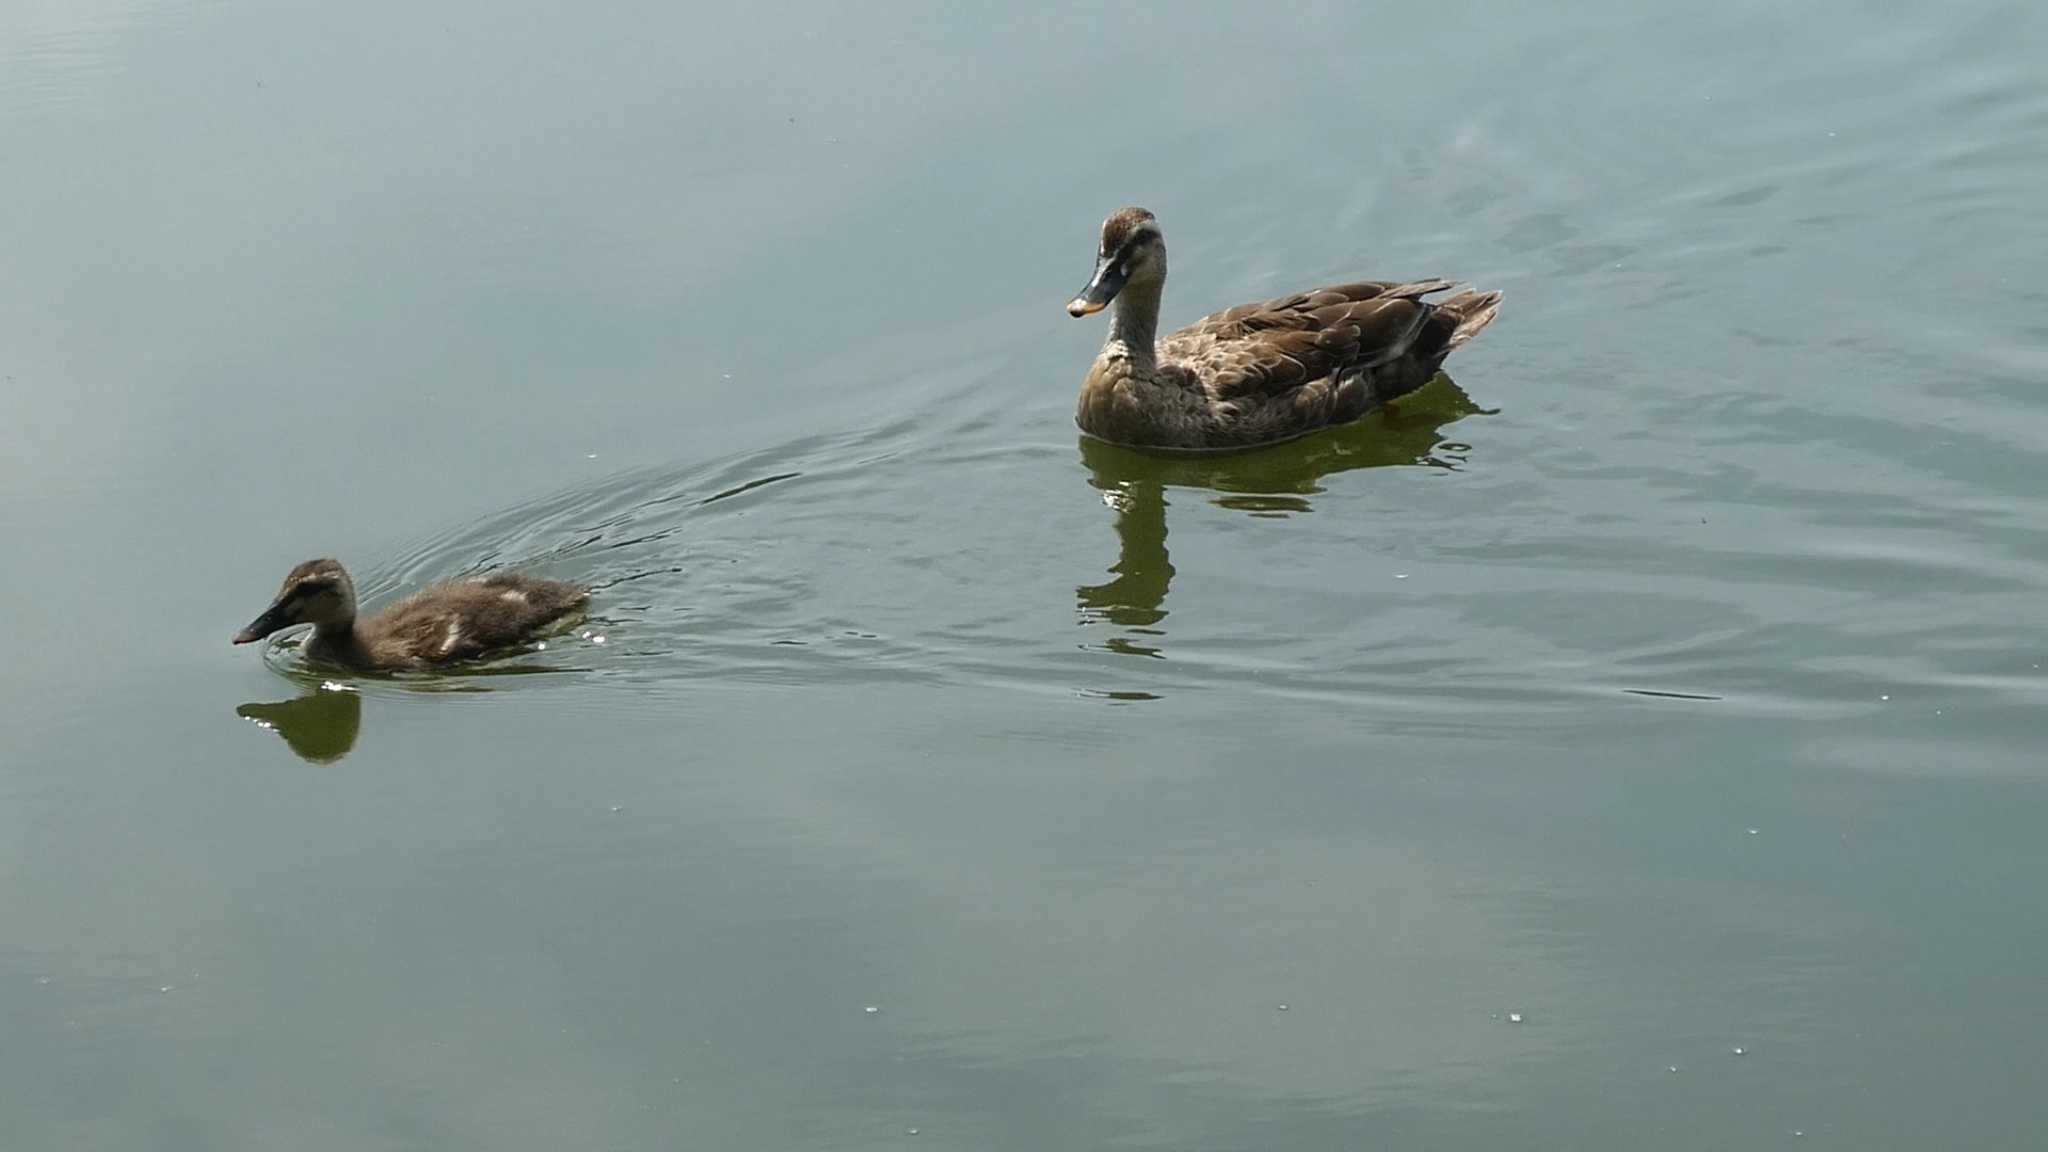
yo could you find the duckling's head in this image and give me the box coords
[233,558,357,645]
[1068,207,1164,318]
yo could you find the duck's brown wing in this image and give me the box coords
[1161,279,1456,402]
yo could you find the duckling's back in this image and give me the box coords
[364,573,589,668]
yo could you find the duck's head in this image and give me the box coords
[1068,207,1164,318]
[234,558,357,645]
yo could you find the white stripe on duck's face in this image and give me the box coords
[1099,223,1161,260]
[1099,218,1164,285]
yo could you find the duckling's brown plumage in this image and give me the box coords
[1068,207,1502,450]
[233,558,589,671]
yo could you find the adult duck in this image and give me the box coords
[1067,207,1501,450]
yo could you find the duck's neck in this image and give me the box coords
[1105,274,1164,373]
[305,618,369,667]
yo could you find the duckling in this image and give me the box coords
[1067,207,1502,450]
[233,558,589,671]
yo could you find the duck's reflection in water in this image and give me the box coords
[236,684,362,764]
[1077,377,1485,660]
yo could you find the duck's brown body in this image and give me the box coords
[236,560,588,672]
[1069,209,1501,451]
[302,573,589,670]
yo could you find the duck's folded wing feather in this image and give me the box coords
[1167,280,1454,402]
[1176,280,1439,341]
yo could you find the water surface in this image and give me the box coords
[5,2,2047,1148]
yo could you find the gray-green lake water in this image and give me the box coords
[5,2,2047,1147]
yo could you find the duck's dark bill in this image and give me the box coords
[233,605,287,645]
[1067,257,1128,317]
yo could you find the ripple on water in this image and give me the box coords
[251,262,2048,756]
[250,377,1604,720]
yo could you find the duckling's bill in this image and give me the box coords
[233,602,289,645]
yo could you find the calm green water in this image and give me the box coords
[5,2,2047,1147]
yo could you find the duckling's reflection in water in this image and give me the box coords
[236,685,362,764]
[1077,376,1485,659]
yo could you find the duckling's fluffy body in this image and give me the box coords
[305,572,589,670]
[236,559,588,671]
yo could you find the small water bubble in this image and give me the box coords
[592,635,606,645]
[1793,1131,1805,1138]
[1880,694,1890,701]
[586,453,598,460]
[1747,828,1759,836]
[1731,1045,1747,1056]
[906,1128,920,1136]
[1667,1065,1680,1074]
[158,986,174,994]
[1507,1012,1523,1024]
[864,1005,880,1014]
[609,806,623,814]
[1276,1003,1289,1011]
[35,976,52,986]
[535,642,546,651]
[319,681,351,693]
[1393,574,1409,580]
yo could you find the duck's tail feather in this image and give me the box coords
[1438,289,1502,351]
